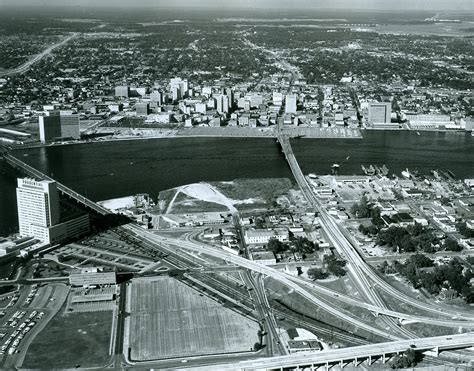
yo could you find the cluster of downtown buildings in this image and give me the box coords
[1,71,472,146]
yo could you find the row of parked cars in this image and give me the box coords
[0,310,45,356]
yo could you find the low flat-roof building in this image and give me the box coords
[69,268,116,287]
[245,228,289,245]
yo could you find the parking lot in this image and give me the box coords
[127,277,259,361]
[0,283,68,368]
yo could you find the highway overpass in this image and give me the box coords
[193,333,474,370]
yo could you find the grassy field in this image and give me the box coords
[213,178,293,210]
[168,194,228,214]
[128,277,259,361]
[22,310,113,369]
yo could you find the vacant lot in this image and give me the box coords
[129,277,259,361]
[22,310,113,369]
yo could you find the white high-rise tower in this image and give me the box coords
[16,178,60,243]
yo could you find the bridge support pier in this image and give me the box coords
[382,353,386,364]
[368,355,373,365]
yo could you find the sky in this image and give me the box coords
[0,0,472,11]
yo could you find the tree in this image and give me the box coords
[371,207,385,228]
[324,255,347,277]
[268,238,287,255]
[408,254,434,268]
[389,348,421,369]
[308,268,328,280]
[291,236,319,254]
[351,195,371,218]
[457,222,474,238]
[253,342,264,351]
[444,237,462,252]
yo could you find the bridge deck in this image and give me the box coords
[3,153,110,215]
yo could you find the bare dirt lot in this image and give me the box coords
[128,276,259,361]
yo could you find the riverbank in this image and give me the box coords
[1,131,472,236]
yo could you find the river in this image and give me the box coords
[1,131,472,237]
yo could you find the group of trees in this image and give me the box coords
[458,222,474,238]
[352,195,385,229]
[307,255,347,280]
[389,348,421,369]
[393,255,473,304]
[307,267,329,280]
[376,224,462,253]
[268,236,319,260]
[376,224,440,253]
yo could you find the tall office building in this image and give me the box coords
[222,95,230,114]
[115,85,130,98]
[39,115,61,143]
[225,88,234,109]
[59,114,80,139]
[39,113,80,143]
[135,103,150,117]
[285,95,297,114]
[17,178,60,243]
[150,90,162,105]
[273,92,283,106]
[170,78,188,101]
[368,102,391,124]
[16,178,89,244]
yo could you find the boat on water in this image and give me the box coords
[401,168,411,179]
[380,164,389,176]
[416,131,421,135]
[361,164,376,176]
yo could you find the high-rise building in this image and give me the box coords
[273,92,283,106]
[39,113,80,143]
[225,88,234,109]
[150,90,162,105]
[368,102,391,124]
[17,178,60,242]
[215,94,223,114]
[135,103,150,117]
[39,115,61,143]
[16,178,89,244]
[170,78,188,101]
[222,95,230,114]
[115,86,130,98]
[215,94,230,114]
[59,114,80,139]
[285,95,297,114]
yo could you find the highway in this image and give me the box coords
[242,272,288,356]
[146,231,474,329]
[0,33,79,77]
[276,135,474,322]
[191,332,474,370]
[124,224,407,340]
[277,135,419,339]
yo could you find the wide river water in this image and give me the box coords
[1,131,472,236]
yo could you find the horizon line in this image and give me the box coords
[0,4,473,12]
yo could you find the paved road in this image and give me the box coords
[125,223,474,329]
[190,332,474,370]
[277,135,474,321]
[0,33,79,77]
[241,272,287,356]
[123,225,407,341]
